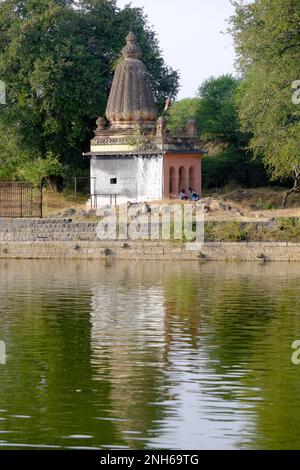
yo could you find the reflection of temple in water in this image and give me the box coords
[90,264,167,446]
[91,282,166,446]
[0,259,205,448]
[2,260,299,448]
[89,261,204,447]
[88,261,300,448]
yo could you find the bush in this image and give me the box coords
[205,221,250,242]
[17,153,65,187]
[202,146,269,189]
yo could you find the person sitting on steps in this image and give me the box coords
[178,189,188,201]
[189,187,200,201]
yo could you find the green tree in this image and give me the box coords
[230,0,300,206]
[167,98,202,134]
[167,75,268,189]
[198,75,267,188]
[0,0,179,186]
[198,74,241,144]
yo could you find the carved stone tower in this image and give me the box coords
[85,32,204,207]
[106,32,157,131]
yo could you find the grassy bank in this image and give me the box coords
[205,219,300,242]
[40,187,300,244]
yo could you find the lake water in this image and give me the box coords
[0,259,300,450]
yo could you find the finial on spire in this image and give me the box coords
[122,31,142,59]
[126,31,137,44]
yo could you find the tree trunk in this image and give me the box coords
[45,176,64,192]
[282,181,300,208]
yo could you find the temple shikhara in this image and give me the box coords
[85,32,204,206]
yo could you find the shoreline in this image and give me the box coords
[1,240,300,261]
[0,218,300,261]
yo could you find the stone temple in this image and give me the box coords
[85,32,204,207]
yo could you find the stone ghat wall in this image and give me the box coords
[0,218,99,242]
[0,217,284,242]
[0,218,300,260]
[0,240,300,261]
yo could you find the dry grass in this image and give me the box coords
[39,188,300,242]
[41,187,300,223]
[202,187,300,222]
[42,190,88,217]
[218,187,300,209]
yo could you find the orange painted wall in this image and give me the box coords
[163,153,202,198]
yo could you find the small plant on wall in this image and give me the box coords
[125,130,156,151]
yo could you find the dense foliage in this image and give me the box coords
[167,75,268,189]
[1,0,299,199]
[229,0,300,205]
[169,1,300,196]
[0,0,179,187]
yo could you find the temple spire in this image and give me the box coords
[105,32,157,130]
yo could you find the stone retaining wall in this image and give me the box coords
[0,218,300,260]
[0,218,98,242]
[0,239,299,261]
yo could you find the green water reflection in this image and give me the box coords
[0,260,300,449]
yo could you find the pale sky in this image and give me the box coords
[117,0,237,99]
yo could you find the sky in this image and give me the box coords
[116,0,237,99]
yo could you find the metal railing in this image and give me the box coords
[0,182,42,218]
[74,177,119,211]
[89,194,119,210]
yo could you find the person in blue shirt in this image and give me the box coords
[189,187,200,201]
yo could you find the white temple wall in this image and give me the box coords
[137,155,163,202]
[90,155,163,207]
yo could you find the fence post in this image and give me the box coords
[20,185,23,218]
[74,177,77,212]
[40,185,43,218]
